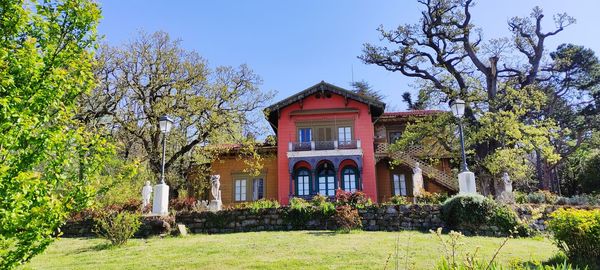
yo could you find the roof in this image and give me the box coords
[264,81,386,133]
[381,110,445,118]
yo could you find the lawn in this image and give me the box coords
[23,231,557,270]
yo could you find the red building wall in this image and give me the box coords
[276,93,377,204]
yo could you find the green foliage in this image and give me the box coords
[441,195,529,236]
[560,149,600,195]
[547,208,600,265]
[417,191,450,205]
[0,0,104,268]
[246,199,280,213]
[333,205,362,233]
[310,195,335,216]
[388,195,410,206]
[89,157,150,208]
[94,211,141,247]
[285,198,314,229]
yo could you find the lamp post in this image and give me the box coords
[153,115,174,215]
[158,116,174,184]
[450,99,476,194]
[449,99,468,172]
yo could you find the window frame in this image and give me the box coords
[341,165,360,192]
[392,173,407,196]
[294,168,312,196]
[234,179,247,201]
[317,163,337,196]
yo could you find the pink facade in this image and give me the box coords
[268,82,384,204]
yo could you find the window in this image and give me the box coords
[253,178,264,200]
[317,163,336,196]
[296,169,311,196]
[298,128,312,142]
[235,179,247,201]
[341,166,359,192]
[392,174,407,196]
[338,126,352,143]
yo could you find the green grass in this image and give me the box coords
[23,231,558,270]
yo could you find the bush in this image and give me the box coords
[247,199,280,213]
[286,197,313,229]
[310,195,335,216]
[94,211,142,246]
[416,191,449,204]
[388,195,410,205]
[334,191,372,209]
[547,208,600,265]
[333,205,362,233]
[441,194,529,236]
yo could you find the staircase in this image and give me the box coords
[389,151,458,191]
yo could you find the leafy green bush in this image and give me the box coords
[526,190,558,204]
[547,208,600,265]
[94,211,142,246]
[333,205,362,233]
[247,199,280,213]
[388,195,410,205]
[417,191,450,204]
[310,195,335,216]
[286,198,314,229]
[441,194,529,236]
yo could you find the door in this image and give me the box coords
[316,127,333,150]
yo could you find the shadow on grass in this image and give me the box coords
[65,241,117,256]
[306,231,337,237]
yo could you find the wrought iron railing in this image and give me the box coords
[288,140,361,152]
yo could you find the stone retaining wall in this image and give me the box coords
[61,204,600,238]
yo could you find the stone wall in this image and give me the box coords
[60,204,600,238]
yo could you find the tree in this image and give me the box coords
[0,0,105,268]
[351,80,385,101]
[360,0,570,194]
[78,31,271,196]
[538,44,600,191]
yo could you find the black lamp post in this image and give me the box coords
[158,115,174,184]
[450,99,469,172]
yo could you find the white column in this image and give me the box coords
[458,171,477,194]
[152,183,170,215]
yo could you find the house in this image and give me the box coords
[210,81,458,205]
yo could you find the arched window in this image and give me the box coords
[295,168,311,196]
[317,162,336,196]
[341,166,359,192]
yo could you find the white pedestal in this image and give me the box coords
[458,171,477,194]
[152,183,170,215]
[208,200,222,212]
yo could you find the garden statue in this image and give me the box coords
[497,172,514,203]
[412,162,424,197]
[142,181,153,209]
[209,175,222,212]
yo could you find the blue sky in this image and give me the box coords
[98,1,600,111]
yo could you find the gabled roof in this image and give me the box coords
[265,81,386,132]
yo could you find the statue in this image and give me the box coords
[209,175,222,212]
[141,181,153,209]
[497,172,514,203]
[210,175,221,201]
[412,162,424,197]
[502,172,513,193]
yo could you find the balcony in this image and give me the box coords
[289,140,361,151]
[287,140,362,158]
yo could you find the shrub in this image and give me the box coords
[335,191,372,209]
[527,190,558,204]
[441,194,528,236]
[416,191,449,205]
[388,195,410,206]
[286,197,313,228]
[310,195,335,216]
[547,208,600,265]
[247,199,280,213]
[333,205,362,233]
[94,211,142,246]
[170,197,199,212]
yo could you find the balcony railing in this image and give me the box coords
[289,140,361,152]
